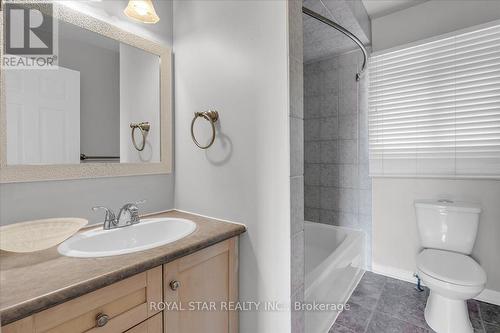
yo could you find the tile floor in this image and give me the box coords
[329,271,500,333]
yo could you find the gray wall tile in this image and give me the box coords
[291,176,304,235]
[304,50,372,270]
[291,284,305,333]
[359,189,372,216]
[320,141,338,164]
[338,212,359,228]
[290,58,304,119]
[320,116,339,140]
[305,141,321,163]
[339,139,358,164]
[305,207,320,222]
[288,0,303,62]
[340,164,359,189]
[305,163,320,186]
[320,209,338,225]
[359,163,371,190]
[320,164,340,187]
[320,186,339,210]
[339,114,358,139]
[289,4,304,331]
[305,185,320,208]
[290,117,304,176]
[291,230,305,292]
[320,94,339,118]
[338,188,359,213]
[305,119,321,141]
[305,95,321,119]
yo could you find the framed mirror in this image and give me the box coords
[0,3,172,183]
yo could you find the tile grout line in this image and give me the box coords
[362,275,388,333]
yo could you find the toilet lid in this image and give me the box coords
[417,249,486,286]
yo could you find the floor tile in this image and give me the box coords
[329,323,355,333]
[335,302,372,333]
[366,311,430,333]
[484,323,500,333]
[328,271,500,333]
[468,299,486,331]
[377,288,429,329]
[382,277,427,297]
[480,301,500,326]
[348,288,379,311]
[348,272,386,310]
[360,270,388,287]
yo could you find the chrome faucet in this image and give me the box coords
[92,200,145,230]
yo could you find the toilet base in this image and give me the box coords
[425,291,473,333]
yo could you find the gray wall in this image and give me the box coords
[304,49,372,267]
[0,175,174,225]
[0,1,174,226]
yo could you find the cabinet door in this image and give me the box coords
[163,237,238,333]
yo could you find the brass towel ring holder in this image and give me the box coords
[130,122,150,151]
[191,110,219,149]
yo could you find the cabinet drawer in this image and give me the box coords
[124,313,162,333]
[3,267,162,333]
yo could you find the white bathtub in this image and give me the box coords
[304,221,365,333]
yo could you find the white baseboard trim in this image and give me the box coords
[372,263,416,284]
[475,288,500,306]
[371,263,500,306]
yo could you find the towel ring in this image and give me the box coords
[191,110,219,149]
[130,122,150,151]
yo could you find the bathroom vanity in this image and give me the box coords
[0,211,245,333]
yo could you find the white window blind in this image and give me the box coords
[368,23,500,178]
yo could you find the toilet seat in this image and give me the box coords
[417,249,486,286]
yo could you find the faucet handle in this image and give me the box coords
[92,206,117,228]
[118,200,145,225]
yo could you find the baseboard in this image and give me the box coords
[475,288,500,306]
[371,263,500,306]
[371,263,416,284]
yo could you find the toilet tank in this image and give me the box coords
[415,200,481,254]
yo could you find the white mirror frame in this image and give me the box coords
[0,4,172,183]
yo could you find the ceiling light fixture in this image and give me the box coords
[124,0,160,24]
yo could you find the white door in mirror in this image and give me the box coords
[58,218,197,258]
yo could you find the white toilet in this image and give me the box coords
[415,200,487,333]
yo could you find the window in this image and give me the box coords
[368,22,500,178]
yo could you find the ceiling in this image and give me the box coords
[361,0,428,18]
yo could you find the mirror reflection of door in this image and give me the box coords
[5,68,80,164]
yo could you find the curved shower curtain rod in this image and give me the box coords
[302,6,368,81]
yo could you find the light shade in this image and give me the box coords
[124,0,160,24]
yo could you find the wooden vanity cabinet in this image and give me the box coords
[2,237,239,333]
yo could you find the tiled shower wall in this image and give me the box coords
[303,50,372,266]
[289,1,305,332]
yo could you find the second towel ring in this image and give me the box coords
[130,122,150,151]
[191,110,219,149]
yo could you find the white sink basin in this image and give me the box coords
[58,218,197,258]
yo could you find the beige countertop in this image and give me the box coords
[0,210,246,326]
